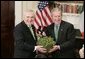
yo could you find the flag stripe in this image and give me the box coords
[37,10,45,26]
[42,10,51,26]
[41,11,48,26]
[45,6,52,17]
[44,7,53,23]
[35,13,42,26]
[34,1,53,30]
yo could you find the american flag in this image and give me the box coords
[33,1,53,30]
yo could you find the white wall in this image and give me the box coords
[79,11,84,32]
[15,1,22,26]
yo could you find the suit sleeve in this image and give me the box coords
[44,27,51,36]
[60,24,76,51]
[14,28,35,52]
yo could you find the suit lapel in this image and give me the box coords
[57,21,64,42]
[50,23,56,41]
[31,25,37,41]
[22,21,37,41]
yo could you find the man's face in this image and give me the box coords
[24,12,34,26]
[52,11,62,25]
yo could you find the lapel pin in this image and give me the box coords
[61,29,63,31]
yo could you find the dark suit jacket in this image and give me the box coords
[45,20,76,58]
[13,21,37,58]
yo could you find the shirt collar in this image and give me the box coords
[54,23,60,27]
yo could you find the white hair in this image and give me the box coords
[23,10,35,20]
[23,10,35,17]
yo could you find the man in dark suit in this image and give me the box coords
[14,10,47,58]
[44,7,76,58]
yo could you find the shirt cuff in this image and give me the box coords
[57,45,60,50]
[33,46,37,52]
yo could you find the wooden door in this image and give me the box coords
[1,1,15,58]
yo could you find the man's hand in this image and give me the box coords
[48,45,60,53]
[36,32,42,37]
[35,46,47,53]
[79,47,84,58]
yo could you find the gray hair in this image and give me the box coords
[51,7,62,16]
[23,10,35,17]
[23,10,35,20]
